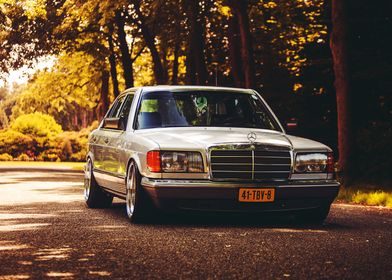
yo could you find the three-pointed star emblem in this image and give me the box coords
[247,132,257,143]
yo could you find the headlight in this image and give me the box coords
[294,152,334,173]
[147,151,204,173]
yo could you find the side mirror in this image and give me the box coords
[103,117,126,130]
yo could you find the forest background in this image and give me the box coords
[0,0,391,185]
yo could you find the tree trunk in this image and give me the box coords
[82,110,87,128]
[115,10,134,89]
[96,70,110,120]
[228,11,243,87]
[108,25,120,97]
[184,0,208,85]
[228,0,255,89]
[171,39,180,85]
[133,0,168,84]
[330,0,353,178]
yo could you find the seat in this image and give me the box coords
[138,112,162,129]
[211,114,229,126]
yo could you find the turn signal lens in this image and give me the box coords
[147,151,161,172]
[326,152,334,173]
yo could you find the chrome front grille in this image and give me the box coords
[210,146,291,181]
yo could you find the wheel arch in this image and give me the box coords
[86,151,95,165]
[125,155,142,181]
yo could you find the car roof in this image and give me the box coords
[123,85,254,94]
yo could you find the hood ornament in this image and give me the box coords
[247,132,257,143]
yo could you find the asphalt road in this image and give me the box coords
[0,169,391,280]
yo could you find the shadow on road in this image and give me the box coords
[1,169,392,279]
[104,202,352,231]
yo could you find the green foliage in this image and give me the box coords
[16,153,31,161]
[10,53,101,130]
[0,109,8,129]
[10,112,62,137]
[44,130,89,162]
[0,129,35,158]
[0,114,96,162]
[0,0,389,180]
[339,188,392,208]
[0,0,64,73]
[0,87,10,129]
[0,153,13,161]
[35,121,97,162]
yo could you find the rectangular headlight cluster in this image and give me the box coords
[147,151,204,173]
[294,152,334,173]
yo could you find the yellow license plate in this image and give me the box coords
[238,188,275,202]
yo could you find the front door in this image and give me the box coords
[102,93,135,195]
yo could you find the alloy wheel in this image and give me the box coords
[126,164,136,218]
[84,159,92,202]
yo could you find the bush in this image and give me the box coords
[0,118,96,162]
[37,151,61,162]
[55,131,88,162]
[0,129,35,158]
[16,153,31,161]
[0,153,13,161]
[10,112,62,137]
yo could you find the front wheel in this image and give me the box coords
[84,158,113,208]
[126,161,154,223]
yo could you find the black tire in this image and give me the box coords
[298,205,331,224]
[126,161,154,223]
[84,158,113,208]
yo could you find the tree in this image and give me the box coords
[0,0,65,73]
[227,0,255,88]
[330,0,353,177]
[184,0,208,85]
[131,0,168,84]
[115,9,135,89]
[11,52,101,130]
[107,24,120,97]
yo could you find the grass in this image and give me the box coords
[0,161,85,171]
[337,187,392,208]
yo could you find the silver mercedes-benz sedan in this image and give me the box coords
[84,86,339,223]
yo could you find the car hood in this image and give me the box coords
[134,127,331,152]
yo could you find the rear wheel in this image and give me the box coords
[84,158,113,208]
[126,161,153,223]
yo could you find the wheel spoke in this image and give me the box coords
[84,161,91,201]
[126,165,136,218]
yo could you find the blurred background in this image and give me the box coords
[0,0,391,185]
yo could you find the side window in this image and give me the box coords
[118,94,134,127]
[107,95,126,118]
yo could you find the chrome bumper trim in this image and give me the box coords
[141,177,340,189]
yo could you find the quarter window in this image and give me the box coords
[118,94,135,127]
[107,95,126,118]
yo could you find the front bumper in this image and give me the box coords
[141,178,340,213]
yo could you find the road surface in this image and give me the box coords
[0,168,391,279]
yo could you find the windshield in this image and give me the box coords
[135,90,281,131]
